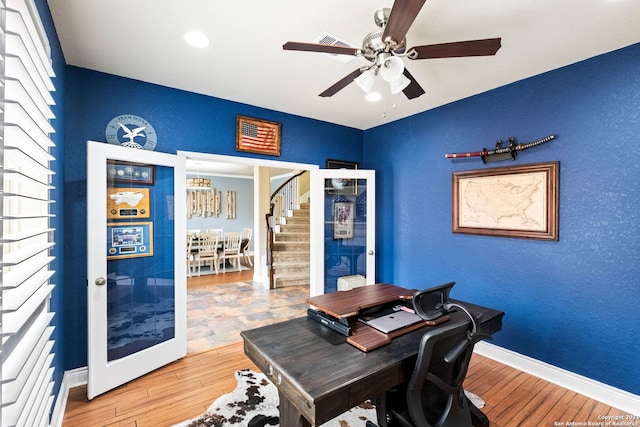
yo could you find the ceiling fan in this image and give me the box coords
[283,0,501,99]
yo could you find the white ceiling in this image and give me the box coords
[48,0,639,132]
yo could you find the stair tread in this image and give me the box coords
[270,200,310,288]
[274,273,310,279]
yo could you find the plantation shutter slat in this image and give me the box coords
[2,256,54,290]
[3,328,54,399]
[2,269,54,311]
[1,0,57,426]
[2,284,54,336]
[2,312,54,380]
[5,115,55,151]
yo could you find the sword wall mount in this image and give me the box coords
[445,135,556,164]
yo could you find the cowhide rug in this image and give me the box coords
[173,369,485,427]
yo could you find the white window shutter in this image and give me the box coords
[1,0,57,426]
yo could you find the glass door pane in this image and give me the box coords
[106,162,176,361]
[310,169,375,296]
[324,177,368,292]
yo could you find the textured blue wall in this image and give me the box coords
[62,67,363,369]
[364,43,640,395]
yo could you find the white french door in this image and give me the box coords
[86,141,186,399]
[310,169,376,296]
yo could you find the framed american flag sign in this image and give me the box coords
[236,115,281,156]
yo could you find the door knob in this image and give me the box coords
[368,250,374,255]
[95,277,107,286]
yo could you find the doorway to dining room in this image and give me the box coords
[182,152,318,354]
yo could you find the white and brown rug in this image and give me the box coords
[173,369,485,427]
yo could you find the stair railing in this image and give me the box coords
[266,170,307,289]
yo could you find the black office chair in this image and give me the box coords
[368,301,491,427]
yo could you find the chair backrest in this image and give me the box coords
[405,313,483,427]
[198,232,219,256]
[207,228,223,238]
[242,228,252,248]
[224,231,243,252]
[405,320,474,427]
[186,235,193,256]
[187,229,201,237]
[242,227,252,240]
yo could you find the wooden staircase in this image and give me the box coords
[272,203,310,287]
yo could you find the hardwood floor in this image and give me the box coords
[62,342,258,427]
[187,264,255,289]
[62,341,632,427]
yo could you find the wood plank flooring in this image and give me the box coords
[62,342,258,427]
[62,341,632,427]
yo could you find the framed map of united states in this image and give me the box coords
[452,162,559,241]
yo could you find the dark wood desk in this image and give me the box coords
[241,287,504,427]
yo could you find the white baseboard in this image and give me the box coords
[49,367,88,427]
[474,342,640,416]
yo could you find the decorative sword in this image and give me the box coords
[445,135,555,163]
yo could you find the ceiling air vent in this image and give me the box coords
[313,32,358,64]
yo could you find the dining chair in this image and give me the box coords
[197,232,222,275]
[186,235,195,277]
[241,227,252,266]
[221,231,243,273]
[206,228,224,239]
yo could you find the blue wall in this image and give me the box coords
[363,43,640,395]
[62,67,363,370]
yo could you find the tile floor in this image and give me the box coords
[186,280,310,354]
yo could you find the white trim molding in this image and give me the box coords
[474,342,640,416]
[50,367,88,427]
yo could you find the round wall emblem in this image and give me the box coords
[105,114,157,150]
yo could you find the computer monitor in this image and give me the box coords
[411,281,455,321]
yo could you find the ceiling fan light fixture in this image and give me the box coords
[379,56,405,82]
[389,73,411,95]
[354,68,377,93]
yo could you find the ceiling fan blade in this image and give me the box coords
[409,38,501,59]
[401,68,425,99]
[382,0,427,47]
[319,69,364,97]
[283,41,360,56]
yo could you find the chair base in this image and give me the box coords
[368,395,489,427]
[469,399,489,427]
